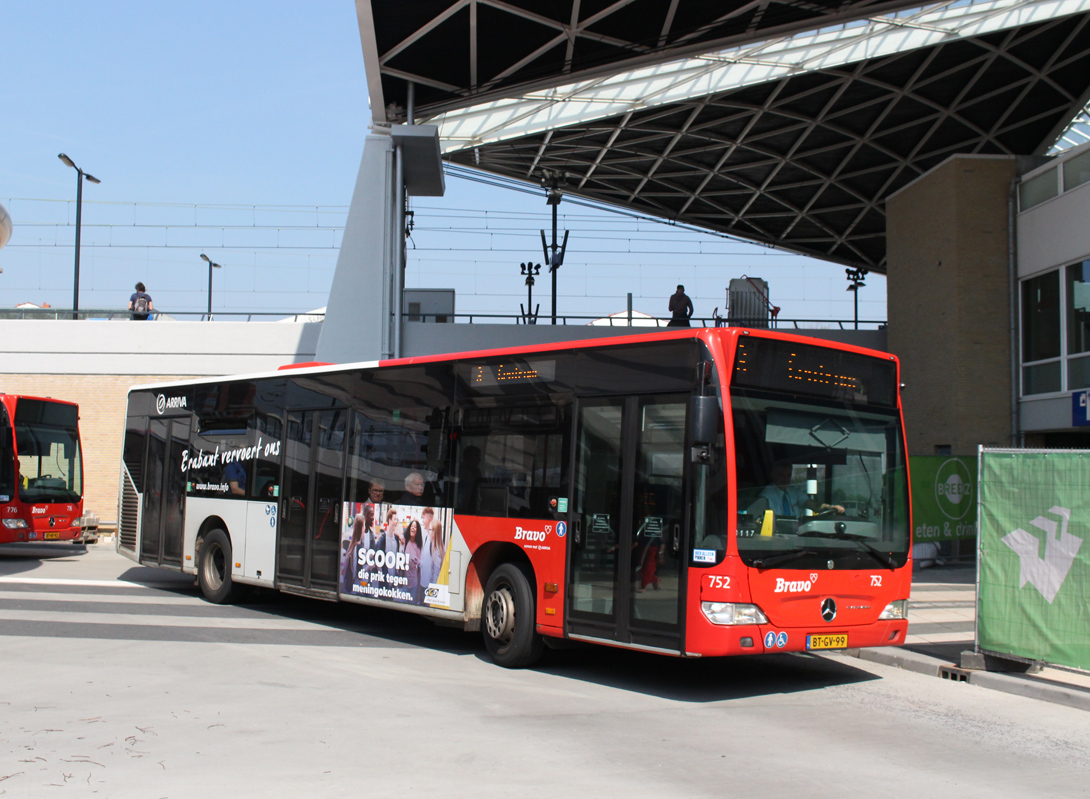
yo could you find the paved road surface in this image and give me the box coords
[1,543,1088,798]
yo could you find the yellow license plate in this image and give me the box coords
[807,634,848,650]
[44,532,60,540]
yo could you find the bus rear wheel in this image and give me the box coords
[482,563,544,668]
[198,529,236,604]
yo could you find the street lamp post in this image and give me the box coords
[845,267,868,330]
[539,170,570,325]
[199,254,223,319]
[57,154,100,320]
[519,261,541,324]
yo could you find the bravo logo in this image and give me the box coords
[156,394,187,415]
[514,526,548,541]
[774,577,815,593]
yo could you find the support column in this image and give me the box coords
[316,132,396,364]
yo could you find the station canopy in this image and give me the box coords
[361,0,1090,270]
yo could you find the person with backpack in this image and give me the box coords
[129,282,153,320]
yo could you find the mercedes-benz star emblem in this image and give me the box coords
[48,516,56,528]
[821,598,837,622]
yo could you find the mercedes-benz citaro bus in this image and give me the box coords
[1,394,86,544]
[117,328,911,667]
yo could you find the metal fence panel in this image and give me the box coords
[977,447,1090,671]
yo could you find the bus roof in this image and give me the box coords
[125,327,895,394]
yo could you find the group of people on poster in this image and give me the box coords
[340,477,451,607]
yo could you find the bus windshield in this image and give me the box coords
[15,405,82,504]
[731,391,909,570]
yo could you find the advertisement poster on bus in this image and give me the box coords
[339,501,453,608]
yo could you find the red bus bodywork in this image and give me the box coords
[387,327,911,658]
[0,394,85,545]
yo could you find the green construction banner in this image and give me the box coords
[909,456,977,542]
[978,449,1090,671]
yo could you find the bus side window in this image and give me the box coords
[453,406,569,519]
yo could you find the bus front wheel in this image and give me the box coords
[198,529,236,604]
[482,563,544,668]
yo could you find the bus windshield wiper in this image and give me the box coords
[797,529,897,569]
[752,549,818,570]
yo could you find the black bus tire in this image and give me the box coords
[482,562,544,668]
[198,529,236,604]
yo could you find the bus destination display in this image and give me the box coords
[470,359,556,388]
[732,337,896,406]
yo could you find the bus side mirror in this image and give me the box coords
[689,395,719,445]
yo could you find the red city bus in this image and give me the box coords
[0,394,86,544]
[117,328,911,667]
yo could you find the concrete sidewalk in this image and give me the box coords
[842,562,1090,711]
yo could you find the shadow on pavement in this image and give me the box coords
[0,542,89,578]
[532,645,880,702]
[244,591,881,700]
[117,565,197,590]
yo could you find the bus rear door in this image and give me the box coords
[276,408,346,596]
[567,394,689,653]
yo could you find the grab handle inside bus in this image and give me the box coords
[574,517,582,546]
[672,522,681,556]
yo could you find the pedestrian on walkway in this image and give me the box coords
[667,284,693,327]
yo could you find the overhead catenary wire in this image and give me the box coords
[0,170,883,319]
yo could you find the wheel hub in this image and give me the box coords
[484,586,516,643]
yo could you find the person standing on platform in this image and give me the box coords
[667,284,693,327]
[129,282,154,321]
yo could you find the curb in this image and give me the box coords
[841,647,1090,713]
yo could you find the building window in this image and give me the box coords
[1019,262,1090,395]
[1019,167,1058,211]
[1067,261,1090,353]
[1063,149,1090,192]
[1022,271,1061,396]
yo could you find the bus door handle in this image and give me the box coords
[672,523,681,556]
[574,517,582,547]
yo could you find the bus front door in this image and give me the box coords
[277,408,346,595]
[140,417,188,567]
[567,394,689,653]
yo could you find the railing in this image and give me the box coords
[0,308,886,329]
[0,308,326,322]
[415,313,887,330]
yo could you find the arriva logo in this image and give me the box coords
[156,394,187,415]
[514,526,548,542]
[1001,505,1081,604]
[774,577,815,593]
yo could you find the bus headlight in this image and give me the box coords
[2,519,29,529]
[878,600,908,620]
[701,602,769,626]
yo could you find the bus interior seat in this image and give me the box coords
[477,485,509,516]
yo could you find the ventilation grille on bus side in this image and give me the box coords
[119,469,139,553]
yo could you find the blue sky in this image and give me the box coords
[0,1,885,325]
